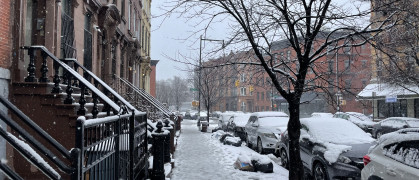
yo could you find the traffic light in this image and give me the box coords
[249,85,254,92]
[235,80,240,87]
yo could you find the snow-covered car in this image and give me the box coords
[276,117,375,179]
[311,112,333,118]
[245,112,289,154]
[334,112,376,133]
[361,128,419,180]
[371,117,419,138]
[218,112,238,131]
[226,113,251,141]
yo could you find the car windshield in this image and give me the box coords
[258,117,288,127]
[302,118,375,144]
[406,120,419,127]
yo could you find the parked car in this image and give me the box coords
[218,112,237,131]
[276,117,375,179]
[311,112,333,118]
[184,110,192,119]
[362,128,419,180]
[371,117,419,138]
[211,111,221,118]
[245,112,289,154]
[226,113,251,141]
[334,112,376,134]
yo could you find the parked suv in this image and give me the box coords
[276,117,375,179]
[245,112,289,154]
[372,117,419,138]
[362,128,419,180]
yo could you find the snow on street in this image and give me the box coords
[171,119,289,180]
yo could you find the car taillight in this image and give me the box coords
[363,155,371,166]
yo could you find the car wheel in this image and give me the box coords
[313,162,328,180]
[280,149,289,169]
[257,138,264,154]
[246,134,252,148]
[376,131,383,139]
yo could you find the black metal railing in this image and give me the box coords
[113,75,171,120]
[76,111,148,179]
[21,46,136,118]
[0,95,79,179]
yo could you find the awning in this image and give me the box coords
[357,83,419,99]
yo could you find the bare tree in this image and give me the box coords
[157,77,191,110]
[172,76,190,111]
[163,0,402,178]
[371,0,419,90]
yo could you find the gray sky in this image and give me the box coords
[150,1,231,81]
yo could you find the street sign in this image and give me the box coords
[385,96,397,103]
[190,88,199,91]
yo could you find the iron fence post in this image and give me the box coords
[163,119,172,163]
[115,114,121,180]
[129,110,135,179]
[151,121,165,180]
[75,117,85,180]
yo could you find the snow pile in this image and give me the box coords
[212,130,226,139]
[251,153,272,165]
[225,136,241,144]
[323,143,352,163]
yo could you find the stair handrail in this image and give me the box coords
[0,95,77,178]
[21,46,122,113]
[115,75,171,115]
[66,59,137,112]
[114,75,171,117]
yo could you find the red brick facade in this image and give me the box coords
[0,0,11,69]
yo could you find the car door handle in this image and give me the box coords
[386,168,397,176]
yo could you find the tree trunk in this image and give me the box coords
[287,100,304,180]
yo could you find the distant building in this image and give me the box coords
[358,0,419,119]
[206,32,372,115]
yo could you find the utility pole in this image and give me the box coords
[198,36,225,115]
[198,35,202,115]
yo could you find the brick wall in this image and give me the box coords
[0,0,11,69]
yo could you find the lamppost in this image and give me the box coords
[198,35,225,115]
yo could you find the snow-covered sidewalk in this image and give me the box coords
[170,119,288,180]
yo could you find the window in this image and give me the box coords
[265,77,270,85]
[345,79,351,89]
[257,92,260,100]
[240,87,246,96]
[383,140,419,169]
[377,99,408,118]
[128,3,131,30]
[241,102,246,112]
[280,52,284,61]
[266,91,270,100]
[344,47,351,54]
[121,0,125,17]
[416,99,419,118]
[361,60,368,69]
[287,50,291,61]
[261,92,264,101]
[240,74,246,82]
[362,79,367,88]
[344,60,350,70]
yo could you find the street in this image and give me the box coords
[170,119,288,180]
